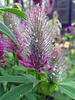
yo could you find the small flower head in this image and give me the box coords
[64,41,70,49]
[19,5,56,72]
[68,26,75,35]
[71,49,75,54]
[4,12,24,56]
[0,35,6,65]
[46,46,68,82]
[68,26,74,31]
[4,12,19,30]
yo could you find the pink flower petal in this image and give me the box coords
[37,68,43,72]
[44,65,53,71]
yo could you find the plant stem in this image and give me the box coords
[13,52,19,65]
[35,69,40,80]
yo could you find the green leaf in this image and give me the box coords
[58,78,73,83]
[25,93,37,100]
[58,81,75,99]
[0,22,19,46]
[55,36,62,40]
[0,8,27,19]
[0,83,33,100]
[0,11,3,15]
[50,91,72,100]
[68,69,75,75]
[37,81,57,95]
[33,80,41,88]
[0,75,35,83]
[0,84,5,97]
[0,67,8,76]
[22,75,36,81]
[12,65,27,71]
[62,37,67,41]
[21,74,41,88]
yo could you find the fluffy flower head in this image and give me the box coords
[47,46,68,82]
[19,5,56,72]
[4,12,24,56]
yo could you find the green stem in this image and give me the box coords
[35,69,46,98]
[35,69,40,80]
[13,52,19,65]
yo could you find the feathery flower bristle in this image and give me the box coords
[19,5,56,72]
[46,46,68,82]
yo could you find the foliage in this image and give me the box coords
[0,1,75,100]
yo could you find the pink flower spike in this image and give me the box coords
[37,68,43,72]
[18,5,56,72]
[44,65,53,71]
